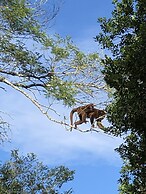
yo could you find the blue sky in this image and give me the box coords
[0,0,123,193]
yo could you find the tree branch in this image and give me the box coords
[0,69,53,80]
[0,77,108,135]
[1,76,73,128]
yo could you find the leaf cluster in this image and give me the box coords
[96,0,146,136]
[116,133,146,193]
[0,0,103,109]
[0,150,74,194]
[96,0,146,192]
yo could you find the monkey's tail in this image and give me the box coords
[70,108,77,127]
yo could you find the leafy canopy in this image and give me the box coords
[0,150,74,194]
[0,0,103,107]
[96,0,146,136]
[96,0,146,193]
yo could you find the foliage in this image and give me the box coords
[0,150,74,194]
[0,0,105,137]
[96,0,146,193]
[116,132,146,193]
[0,112,10,143]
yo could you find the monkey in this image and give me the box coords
[70,103,95,129]
[87,108,106,129]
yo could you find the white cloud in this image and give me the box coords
[0,88,122,166]
[0,27,120,166]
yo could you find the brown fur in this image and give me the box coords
[87,108,106,128]
[70,103,95,129]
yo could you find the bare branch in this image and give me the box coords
[1,76,72,127]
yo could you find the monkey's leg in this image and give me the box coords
[74,113,88,128]
[90,115,95,128]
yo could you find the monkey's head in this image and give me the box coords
[99,110,106,116]
[96,109,106,122]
